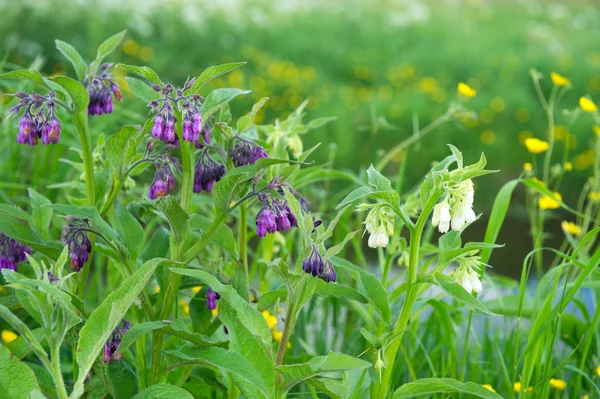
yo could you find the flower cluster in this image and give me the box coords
[230,137,269,167]
[301,245,337,283]
[255,194,298,237]
[432,179,476,234]
[61,217,93,272]
[87,63,122,116]
[449,252,483,294]
[359,205,394,248]
[103,319,131,363]
[149,163,176,200]
[0,233,31,271]
[206,288,220,311]
[193,151,226,193]
[11,91,62,146]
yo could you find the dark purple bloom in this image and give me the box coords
[61,218,92,272]
[17,116,32,145]
[193,152,225,193]
[41,116,61,145]
[256,206,277,237]
[230,138,269,167]
[302,245,324,277]
[47,272,58,282]
[149,163,176,200]
[151,114,165,139]
[103,319,131,363]
[319,260,337,283]
[182,114,194,142]
[0,233,31,272]
[87,66,121,116]
[192,112,203,139]
[206,288,220,311]
[164,116,176,143]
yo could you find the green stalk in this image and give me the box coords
[375,190,440,399]
[238,203,250,299]
[51,345,69,399]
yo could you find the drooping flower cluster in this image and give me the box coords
[358,205,394,248]
[149,163,176,200]
[0,233,31,271]
[230,137,269,167]
[449,252,483,294]
[193,151,225,193]
[301,245,337,283]
[103,319,131,363]
[61,217,93,272]
[10,91,62,146]
[432,179,476,234]
[255,194,298,237]
[206,288,220,311]
[87,63,122,116]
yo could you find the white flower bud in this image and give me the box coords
[462,204,477,224]
[433,201,451,233]
[469,269,482,293]
[368,226,389,248]
[451,208,466,231]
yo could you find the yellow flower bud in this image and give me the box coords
[549,378,567,390]
[561,221,581,236]
[191,286,202,294]
[1,330,18,344]
[524,138,549,154]
[523,162,533,171]
[539,192,562,210]
[564,162,573,171]
[482,384,496,393]
[550,72,570,87]
[457,82,477,98]
[580,96,598,113]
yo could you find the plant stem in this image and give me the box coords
[239,203,250,300]
[51,345,69,399]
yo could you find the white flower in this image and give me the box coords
[361,205,395,248]
[462,204,477,224]
[449,255,484,295]
[432,201,451,233]
[368,226,389,248]
[469,269,482,293]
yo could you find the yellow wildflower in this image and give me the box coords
[589,192,600,201]
[593,125,600,136]
[212,306,219,318]
[153,285,160,294]
[262,311,278,330]
[523,162,533,171]
[191,286,202,294]
[513,382,533,393]
[482,384,496,392]
[183,305,190,316]
[530,177,545,187]
[524,138,549,154]
[564,162,573,171]
[539,192,562,210]
[1,329,18,344]
[596,365,600,376]
[561,221,582,236]
[549,378,567,390]
[550,72,570,87]
[580,96,598,113]
[273,329,283,342]
[458,82,477,98]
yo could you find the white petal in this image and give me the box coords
[471,276,482,293]
[439,220,450,233]
[451,213,465,231]
[463,206,476,224]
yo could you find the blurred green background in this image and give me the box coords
[1,0,600,275]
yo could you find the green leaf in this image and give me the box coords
[165,347,269,396]
[147,196,189,243]
[132,384,193,399]
[113,201,144,257]
[393,378,503,399]
[433,272,496,315]
[105,125,140,181]
[323,230,359,259]
[0,345,39,399]
[332,257,391,323]
[55,40,87,81]
[315,280,368,303]
[190,215,237,256]
[199,88,251,118]
[0,69,46,86]
[336,187,374,209]
[28,189,52,240]
[277,352,371,392]
[480,180,517,264]
[116,321,170,355]
[125,77,161,103]
[95,30,127,65]
[237,97,269,133]
[72,258,166,398]
[49,76,90,114]
[366,164,393,191]
[0,213,61,259]
[212,172,250,213]
[118,64,162,86]
[190,62,247,93]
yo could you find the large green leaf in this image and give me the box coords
[113,201,144,257]
[147,196,189,243]
[237,97,269,133]
[105,125,140,181]
[190,62,247,93]
[366,164,393,191]
[199,88,251,118]
[72,258,166,399]
[95,30,127,66]
[212,172,250,213]
[0,345,39,399]
[0,69,45,86]
[0,212,61,259]
[55,40,87,81]
[432,273,496,315]
[125,77,161,103]
[118,64,163,86]
[49,76,90,116]
[28,189,52,240]
[132,384,193,399]
[393,378,503,399]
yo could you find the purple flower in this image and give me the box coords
[47,272,58,282]
[230,138,269,167]
[302,245,324,277]
[0,233,31,272]
[17,115,32,145]
[182,114,194,142]
[206,288,220,311]
[87,66,121,116]
[192,112,203,140]
[193,152,226,193]
[41,116,61,145]
[164,116,176,143]
[149,163,176,200]
[61,218,93,272]
[319,260,337,283]
[151,114,165,139]
[103,320,131,363]
[256,206,277,237]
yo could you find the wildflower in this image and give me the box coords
[103,320,130,363]
[272,329,291,348]
[149,163,176,199]
[432,179,476,234]
[211,306,219,317]
[360,205,394,248]
[255,195,297,237]
[579,96,598,113]
[191,286,202,294]
[539,192,562,210]
[593,125,600,136]
[432,201,452,233]
[230,137,269,166]
[589,192,600,201]
[457,82,477,98]
[482,384,496,393]
[41,116,61,145]
[193,151,225,193]
[1,330,18,344]
[256,206,277,238]
[595,365,600,377]
[11,92,61,145]
[374,349,386,382]
[513,382,532,393]
[154,285,160,294]
[61,218,92,272]
[549,379,567,390]
[561,221,581,236]
[262,311,278,329]
[319,260,338,283]
[450,256,483,294]
[47,272,58,282]
[523,162,533,171]
[564,162,573,171]
[524,138,549,154]
[0,233,31,271]
[87,63,121,116]
[550,72,570,87]
[206,288,220,311]
[302,245,325,277]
